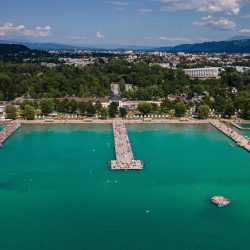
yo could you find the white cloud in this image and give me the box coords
[241,14,250,18]
[157,36,191,42]
[0,22,51,37]
[138,8,153,14]
[239,28,250,33]
[157,0,241,15]
[96,31,106,39]
[195,36,213,42]
[105,1,131,6]
[69,36,87,40]
[193,15,236,30]
[145,36,154,40]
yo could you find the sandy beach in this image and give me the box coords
[1,118,249,125]
[1,118,220,125]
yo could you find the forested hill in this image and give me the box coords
[157,39,250,53]
[0,44,49,62]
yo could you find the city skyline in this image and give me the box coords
[0,0,250,46]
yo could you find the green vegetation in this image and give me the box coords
[23,105,36,120]
[197,105,210,119]
[0,59,249,119]
[174,101,187,117]
[0,44,49,62]
[119,107,127,118]
[100,107,108,119]
[40,98,55,116]
[108,102,118,118]
[138,102,153,115]
[5,105,17,120]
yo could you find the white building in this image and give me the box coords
[184,67,219,78]
[125,84,134,92]
[0,105,5,119]
[235,66,250,73]
[152,63,170,68]
[111,84,120,96]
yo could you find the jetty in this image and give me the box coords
[110,121,143,170]
[0,123,21,147]
[231,122,250,131]
[210,121,250,152]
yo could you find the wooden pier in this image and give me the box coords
[0,123,21,147]
[110,121,143,170]
[210,121,250,152]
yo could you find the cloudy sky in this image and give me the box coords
[0,0,250,46]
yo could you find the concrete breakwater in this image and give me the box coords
[231,122,250,131]
[210,121,250,152]
[0,123,21,147]
[110,121,143,170]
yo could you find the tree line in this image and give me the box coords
[0,59,249,119]
[5,98,128,120]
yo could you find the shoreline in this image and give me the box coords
[1,118,248,125]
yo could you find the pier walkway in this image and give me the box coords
[210,121,250,152]
[110,121,143,170]
[0,123,21,147]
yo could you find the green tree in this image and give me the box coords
[23,105,36,120]
[95,101,102,112]
[20,100,38,110]
[138,102,152,115]
[78,101,86,115]
[109,102,118,118]
[68,99,78,114]
[119,107,127,118]
[85,101,96,116]
[0,73,13,100]
[57,99,69,113]
[0,91,4,101]
[100,107,108,119]
[5,105,17,120]
[40,98,55,116]
[197,104,210,119]
[214,96,226,113]
[119,78,126,93]
[160,99,174,112]
[224,99,234,118]
[174,101,187,117]
[151,103,158,112]
[235,93,250,119]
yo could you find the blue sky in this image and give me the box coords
[0,0,250,46]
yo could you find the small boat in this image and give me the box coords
[211,196,230,207]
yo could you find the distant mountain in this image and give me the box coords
[0,44,49,61]
[0,44,30,54]
[1,38,250,54]
[227,36,250,41]
[0,40,78,50]
[157,39,250,53]
[0,40,155,51]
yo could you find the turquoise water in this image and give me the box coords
[241,124,250,128]
[231,124,250,137]
[0,124,250,250]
